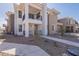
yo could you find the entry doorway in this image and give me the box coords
[34,24,38,35]
[29,24,39,36]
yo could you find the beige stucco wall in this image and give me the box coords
[29,23,42,35]
[48,13,58,35]
[59,18,76,26]
[14,3,44,36]
[14,3,60,36]
[6,14,14,34]
[57,22,63,32]
[58,17,78,33]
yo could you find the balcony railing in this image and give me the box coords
[22,13,42,21]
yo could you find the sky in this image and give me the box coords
[0,3,79,27]
[0,3,13,27]
[48,3,79,21]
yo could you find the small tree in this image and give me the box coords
[60,26,65,36]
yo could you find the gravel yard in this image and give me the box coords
[0,34,76,56]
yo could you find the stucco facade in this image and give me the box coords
[13,3,48,37]
[6,3,59,37]
[6,11,14,34]
[48,9,59,34]
[58,17,79,33]
[57,21,63,33]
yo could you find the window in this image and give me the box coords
[75,21,78,24]
[52,25,54,31]
[29,13,34,19]
[18,11,22,18]
[36,12,40,19]
[57,20,61,22]
[19,25,22,32]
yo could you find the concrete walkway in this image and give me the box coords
[0,42,49,56]
[41,36,79,48]
[65,33,79,37]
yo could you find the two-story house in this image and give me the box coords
[58,17,79,33]
[6,3,59,37]
[6,11,14,34]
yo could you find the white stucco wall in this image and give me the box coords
[14,3,48,37]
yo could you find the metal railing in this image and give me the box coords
[22,14,42,21]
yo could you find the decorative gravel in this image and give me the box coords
[0,34,76,56]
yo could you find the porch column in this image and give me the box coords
[25,3,29,37]
[14,4,18,35]
[25,23,29,37]
[42,4,48,35]
[25,3,29,20]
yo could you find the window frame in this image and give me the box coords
[29,13,34,19]
[18,10,22,18]
[19,24,22,32]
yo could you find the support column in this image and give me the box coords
[25,3,29,20]
[25,3,29,37]
[25,23,29,37]
[14,4,17,35]
[42,4,48,35]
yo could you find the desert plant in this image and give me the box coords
[60,26,65,36]
[54,42,58,47]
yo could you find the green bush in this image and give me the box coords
[60,26,65,36]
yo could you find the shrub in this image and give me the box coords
[60,26,65,36]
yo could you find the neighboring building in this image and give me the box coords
[6,11,14,34]
[0,25,5,33]
[48,8,60,34]
[57,20,63,33]
[74,24,79,32]
[12,3,59,37]
[58,17,79,33]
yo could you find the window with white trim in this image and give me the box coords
[18,11,22,18]
[19,25,22,32]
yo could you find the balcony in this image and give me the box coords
[22,13,42,21]
[23,13,42,24]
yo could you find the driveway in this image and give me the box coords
[0,41,49,56]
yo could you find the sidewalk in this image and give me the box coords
[65,33,79,37]
[41,36,79,48]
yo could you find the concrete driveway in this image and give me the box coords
[0,41,49,56]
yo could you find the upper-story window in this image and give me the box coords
[36,12,40,19]
[29,13,34,19]
[18,11,22,18]
[75,21,78,25]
